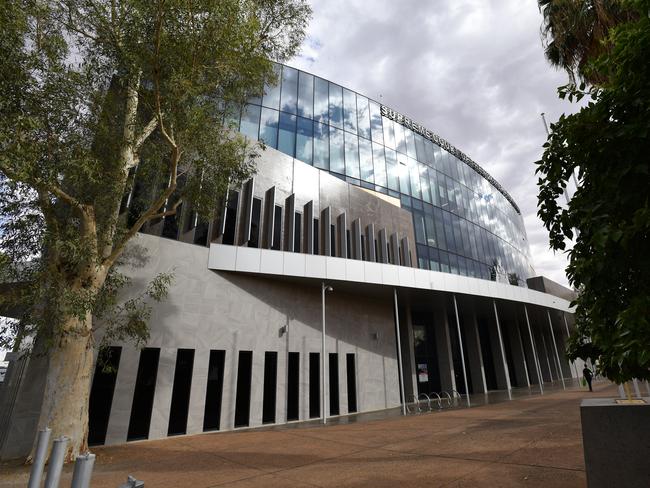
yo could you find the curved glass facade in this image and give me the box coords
[232,64,533,285]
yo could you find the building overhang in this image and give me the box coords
[208,244,574,313]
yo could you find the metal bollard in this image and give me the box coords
[70,452,96,488]
[28,427,52,488]
[44,436,69,488]
[118,475,144,487]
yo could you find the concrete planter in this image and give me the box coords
[581,397,650,488]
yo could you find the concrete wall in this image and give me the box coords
[102,233,400,445]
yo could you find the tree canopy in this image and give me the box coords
[0,0,310,459]
[536,0,650,384]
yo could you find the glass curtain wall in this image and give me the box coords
[231,63,532,285]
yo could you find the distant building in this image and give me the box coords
[0,64,577,459]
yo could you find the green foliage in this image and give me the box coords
[536,0,650,383]
[0,0,311,353]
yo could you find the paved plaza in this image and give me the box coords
[1,382,615,487]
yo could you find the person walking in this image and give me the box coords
[583,366,593,392]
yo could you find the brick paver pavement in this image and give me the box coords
[1,381,617,487]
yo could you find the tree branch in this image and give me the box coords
[134,117,158,151]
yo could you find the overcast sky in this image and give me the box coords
[288,0,579,287]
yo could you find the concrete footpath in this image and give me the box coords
[1,382,616,487]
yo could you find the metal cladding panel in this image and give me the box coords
[284,194,295,252]
[304,201,314,254]
[365,223,376,262]
[320,207,332,256]
[337,212,347,259]
[389,232,400,265]
[351,218,362,260]
[238,178,254,246]
[378,228,388,264]
[262,186,276,249]
[400,236,412,267]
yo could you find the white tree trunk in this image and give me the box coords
[31,314,95,462]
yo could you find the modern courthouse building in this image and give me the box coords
[0,64,579,458]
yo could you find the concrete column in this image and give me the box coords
[486,313,508,390]
[538,326,555,383]
[493,300,512,399]
[452,295,470,406]
[398,304,418,403]
[462,308,487,394]
[434,296,456,393]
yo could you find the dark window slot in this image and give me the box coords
[193,219,209,246]
[294,212,302,252]
[262,351,278,424]
[329,353,340,416]
[88,347,122,446]
[346,230,351,258]
[313,218,320,255]
[234,351,253,428]
[309,353,320,419]
[127,348,161,441]
[167,349,195,436]
[287,352,300,421]
[162,203,182,239]
[330,224,336,256]
[203,350,226,432]
[272,205,282,250]
[346,353,357,413]
[249,198,262,248]
[223,191,239,245]
[361,235,366,261]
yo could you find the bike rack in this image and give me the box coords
[440,391,453,407]
[417,393,432,411]
[429,392,443,410]
[407,394,421,414]
[451,389,469,407]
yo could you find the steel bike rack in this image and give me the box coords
[428,392,443,410]
[440,391,453,407]
[417,393,432,411]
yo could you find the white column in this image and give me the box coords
[493,300,512,399]
[452,294,470,407]
[546,310,566,389]
[524,305,544,394]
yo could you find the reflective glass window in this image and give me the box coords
[328,83,343,129]
[296,117,313,165]
[359,137,373,183]
[343,89,357,134]
[424,140,435,165]
[449,253,459,274]
[372,143,387,188]
[385,149,399,192]
[408,157,421,199]
[313,122,329,170]
[368,101,384,145]
[394,122,407,155]
[382,117,395,149]
[344,131,360,179]
[280,66,298,114]
[429,168,439,206]
[443,210,456,252]
[438,174,449,210]
[432,144,444,172]
[297,71,314,118]
[414,134,426,162]
[314,77,329,124]
[433,208,448,251]
[419,163,431,203]
[262,63,281,110]
[405,129,417,159]
[398,160,411,195]
[240,104,261,140]
[439,250,451,273]
[329,126,344,174]
[424,214,436,247]
[278,112,296,156]
[259,107,279,149]
[357,96,371,140]
[445,176,458,213]
[458,256,468,276]
[429,248,440,271]
[452,216,464,256]
[413,212,426,244]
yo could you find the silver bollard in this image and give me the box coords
[44,436,69,488]
[28,427,52,488]
[118,475,144,487]
[70,452,95,488]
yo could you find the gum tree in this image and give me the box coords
[536,0,650,390]
[0,0,310,460]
